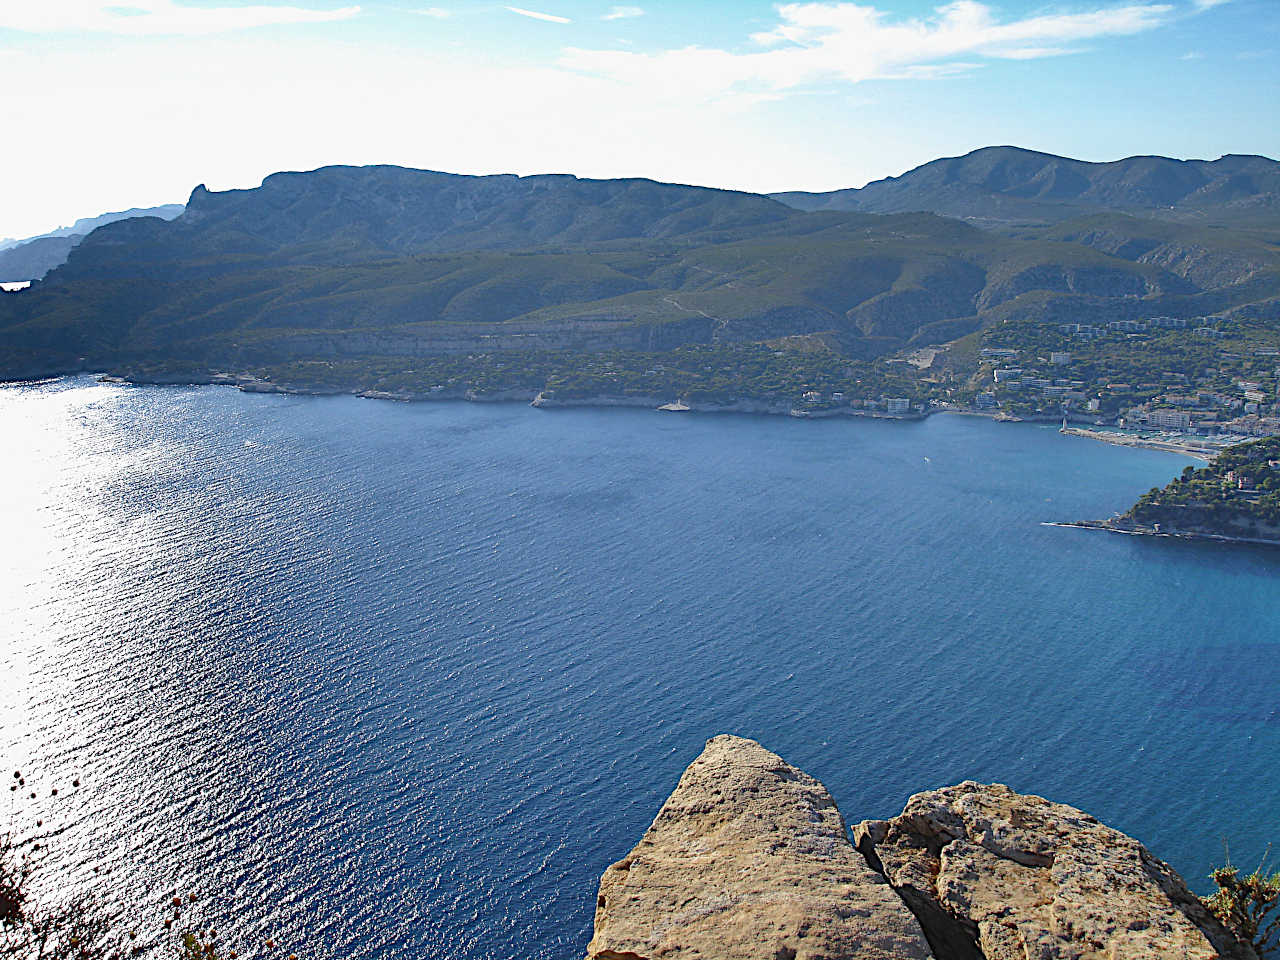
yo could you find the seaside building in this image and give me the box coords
[884,398,911,415]
[1050,352,1071,365]
[1147,410,1192,430]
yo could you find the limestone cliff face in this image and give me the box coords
[587,737,1256,960]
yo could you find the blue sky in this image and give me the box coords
[0,0,1276,238]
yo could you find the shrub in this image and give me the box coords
[1203,860,1280,958]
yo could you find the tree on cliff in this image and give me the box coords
[1204,861,1280,958]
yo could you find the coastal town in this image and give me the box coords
[958,314,1280,457]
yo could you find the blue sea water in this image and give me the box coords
[2,376,1278,958]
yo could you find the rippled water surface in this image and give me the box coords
[4,377,1279,958]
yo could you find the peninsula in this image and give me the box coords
[1057,436,1280,545]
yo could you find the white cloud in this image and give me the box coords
[412,6,450,16]
[1180,50,1204,59]
[563,1,1174,101]
[603,6,644,19]
[1192,0,1230,9]
[505,6,571,23]
[0,0,360,35]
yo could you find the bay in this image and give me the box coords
[3,376,1277,958]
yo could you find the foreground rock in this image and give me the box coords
[588,739,1258,960]
[585,735,933,960]
[855,781,1256,960]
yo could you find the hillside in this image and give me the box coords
[2,161,1279,394]
[772,147,1280,227]
[0,235,79,283]
[0,203,184,281]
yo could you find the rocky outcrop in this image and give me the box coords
[585,735,934,960]
[588,738,1256,960]
[855,781,1256,960]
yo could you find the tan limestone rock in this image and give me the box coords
[855,781,1257,960]
[585,735,935,960]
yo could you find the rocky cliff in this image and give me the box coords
[586,735,1255,960]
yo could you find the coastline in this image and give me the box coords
[12,373,1262,457]
[1045,519,1280,548]
[531,391,926,420]
[89,373,928,421]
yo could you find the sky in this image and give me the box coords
[0,0,1276,239]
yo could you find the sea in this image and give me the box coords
[3,375,1278,958]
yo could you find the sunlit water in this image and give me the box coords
[3,376,1278,958]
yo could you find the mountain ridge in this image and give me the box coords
[2,153,1278,388]
[771,146,1280,226]
[0,203,184,281]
